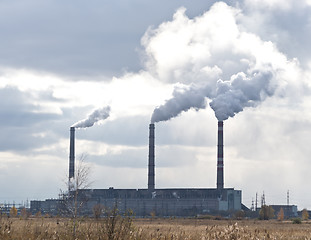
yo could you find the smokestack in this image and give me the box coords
[148,123,155,191]
[69,127,75,180]
[217,121,224,190]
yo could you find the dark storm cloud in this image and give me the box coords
[0,86,61,126]
[0,86,63,151]
[0,127,52,152]
[0,0,220,78]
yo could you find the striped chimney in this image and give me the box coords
[217,121,224,190]
[69,127,75,180]
[148,123,155,191]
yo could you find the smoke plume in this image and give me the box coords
[151,68,276,122]
[209,70,276,121]
[72,106,111,128]
[151,84,207,123]
[147,2,289,123]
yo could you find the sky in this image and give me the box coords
[1,0,311,210]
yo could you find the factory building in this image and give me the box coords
[31,188,241,216]
[31,199,62,215]
[271,205,298,218]
[69,187,241,216]
[30,121,242,216]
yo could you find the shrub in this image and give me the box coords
[9,206,18,218]
[93,204,104,219]
[292,218,302,224]
[234,210,245,220]
[259,205,274,220]
[302,209,309,220]
[277,208,284,221]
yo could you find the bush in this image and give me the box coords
[302,209,309,220]
[234,210,245,220]
[9,206,18,218]
[292,218,302,224]
[259,205,275,220]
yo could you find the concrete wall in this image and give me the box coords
[78,188,242,216]
[84,198,220,217]
[30,188,242,217]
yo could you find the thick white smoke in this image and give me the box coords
[209,69,276,121]
[151,84,207,123]
[151,68,276,122]
[72,106,111,128]
[147,2,292,123]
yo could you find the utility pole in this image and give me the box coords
[251,198,254,211]
[287,190,290,217]
[261,191,266,206]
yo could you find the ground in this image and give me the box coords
[1,216,311,239]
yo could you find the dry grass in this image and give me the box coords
[1,216,311,239]
[135,218,311,239]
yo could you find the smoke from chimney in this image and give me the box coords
[69,127,75,181]
[151,83,207,123]
[210,70,275,121]
[72,106,111,128]
[217,121,224,190]
[148,123,155,191]
[69,106,110,188]
[151,69,275,124]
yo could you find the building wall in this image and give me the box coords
[271,205,298,218]
[30,188,242,217]
[30,199,61,215]
[85,198,220,216]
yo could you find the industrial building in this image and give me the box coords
[30,121,242,216]
[271,205,298,218]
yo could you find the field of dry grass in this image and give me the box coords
[1,216,311,239]
[135,218,311,239]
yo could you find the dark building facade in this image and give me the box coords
[81,187,241,216]
[31,188,241,216]
[271,205,298,218]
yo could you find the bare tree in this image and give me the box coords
[93,204,104,219]
[60,153,93,237]
[61,153,92,217]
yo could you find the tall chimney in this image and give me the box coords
[148,123,155,191]
[217,121,224,190]
[69,127,75,180]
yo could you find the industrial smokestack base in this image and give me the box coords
[148,123,155,191]
[217,121,224,190]
[69,127,75,180]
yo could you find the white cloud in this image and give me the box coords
[243,0,309,10]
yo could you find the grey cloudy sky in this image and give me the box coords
[1,0,311,210]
